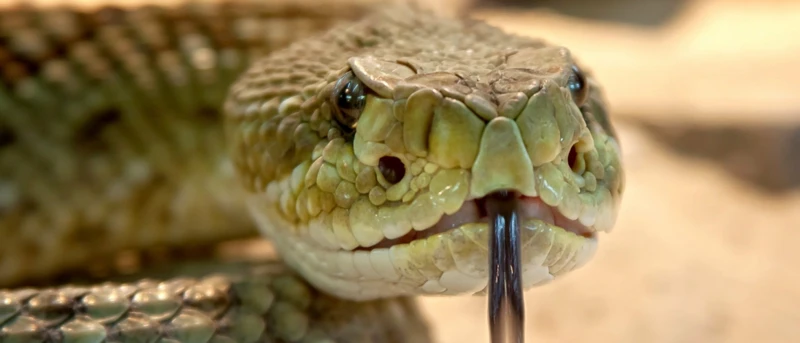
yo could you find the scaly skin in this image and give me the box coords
[0,0,624,341]
[0,261,432,342]
[0,0,382,287]
[226,5,624,300]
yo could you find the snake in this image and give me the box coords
[0,0,625,342]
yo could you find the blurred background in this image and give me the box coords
[4,0,799,342]
[422,1,800,342]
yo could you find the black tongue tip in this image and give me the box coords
[485,190,525,343]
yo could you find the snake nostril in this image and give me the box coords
[567,145,579,172]
[378,156,406,184]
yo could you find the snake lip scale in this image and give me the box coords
[362,195,594,251]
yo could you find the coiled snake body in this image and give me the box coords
[0,1,624,341]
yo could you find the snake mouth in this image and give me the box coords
[363,195,594,251]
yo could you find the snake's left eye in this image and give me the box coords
[567,65,589,106]
[332,72,366,130]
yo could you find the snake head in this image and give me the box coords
[225,5,624,300]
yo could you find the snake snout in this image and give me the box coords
[470,117,537,199]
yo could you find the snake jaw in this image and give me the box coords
[362,194,594,251]
[517,196,595,238]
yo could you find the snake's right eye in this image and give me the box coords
[567,65,590,106]
[331,72,366,131]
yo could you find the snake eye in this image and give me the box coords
[332,71,366,130]
[567,65,589,106]
[378,156,405,184]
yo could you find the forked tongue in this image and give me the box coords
[486,190,524,343]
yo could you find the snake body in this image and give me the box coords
[0,0,624,341]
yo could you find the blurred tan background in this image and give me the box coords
[3,0,799,342]
[423,1,800,342]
